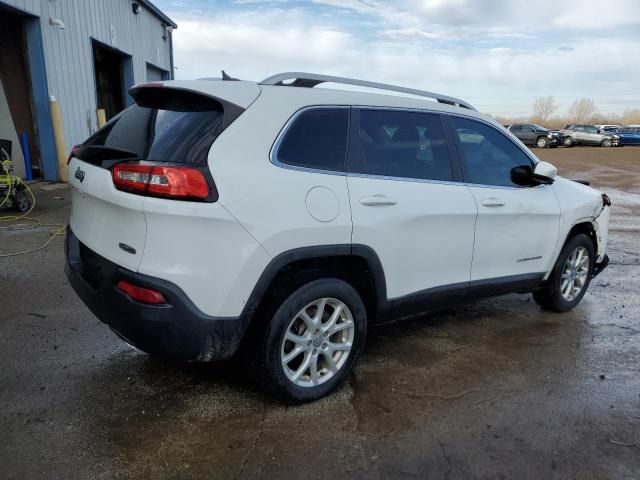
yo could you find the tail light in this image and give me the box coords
[67,144,81,164]
[117,280,166,304]
[112,161,209,200]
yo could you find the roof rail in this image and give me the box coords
[260,72,476,111]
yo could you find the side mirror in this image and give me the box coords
[510,165,535,186]
[510,161,556,187]
[533,161,557,184]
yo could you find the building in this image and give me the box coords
[0,0,176,180]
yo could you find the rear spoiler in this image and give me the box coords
[128,83,245,130]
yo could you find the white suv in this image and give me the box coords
[66,72,611,402]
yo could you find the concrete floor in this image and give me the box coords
[1,147,639,479]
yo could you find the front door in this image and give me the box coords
[347,108,477,314]
[448,115,561,293]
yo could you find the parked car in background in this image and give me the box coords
[595,124,622,134]
[507,123,560,148]
[613,127,640,146]
[560,125,619,147]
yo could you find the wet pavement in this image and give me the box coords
[1,147,639,479]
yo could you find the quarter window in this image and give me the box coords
[451,116,533,187]
[352,109,454,181]
[276,108,349,172]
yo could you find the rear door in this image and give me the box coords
[347,108,477,313]
[448,115,560,289]
[520,125,536,145]
[584,125,601,144]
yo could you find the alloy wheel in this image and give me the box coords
[560,246,590,301]
[280,297,355,387]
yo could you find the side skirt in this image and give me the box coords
[384,272,545,323]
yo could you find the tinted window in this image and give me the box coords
[452,116,533,187]
[352,109,453,181]
[83,91,225,165]
[276,108,348,171]
[510,125,522,132]
[521,125,534,132]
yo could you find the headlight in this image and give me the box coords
[547,133,553,138]
[613,135,620,139]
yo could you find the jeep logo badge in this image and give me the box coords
[75,167,85,183]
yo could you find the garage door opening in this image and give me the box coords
[146,62,169,82]
[0,6,41,179]
[92,40,133,121]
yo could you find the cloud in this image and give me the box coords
[159,0,640,116]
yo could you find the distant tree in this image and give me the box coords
[531,96,558,123]
[567,98,597,123]
[621,108,640,125]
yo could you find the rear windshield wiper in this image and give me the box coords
[75,145,139,161]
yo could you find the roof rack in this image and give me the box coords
[260,72,476,111]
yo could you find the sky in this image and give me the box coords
[152,0,640,118]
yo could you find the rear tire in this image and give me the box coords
[533,234,595,312]
[251,278,367,403]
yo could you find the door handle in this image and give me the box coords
[359,195,397,207]
[480,197,506,208]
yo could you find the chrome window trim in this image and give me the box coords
[346,171,465,187]
[269,105,350,177]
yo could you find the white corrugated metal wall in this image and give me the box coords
[2,0,173,151]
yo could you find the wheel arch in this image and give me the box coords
[242,244,388,328]
[567,221,598,255]
[543,220,598,282]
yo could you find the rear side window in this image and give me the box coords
[275,108,349,172]
[352,109,454,181]
[451,116,533,187]
[83,89,225,165]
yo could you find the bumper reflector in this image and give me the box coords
[117,280,166,305]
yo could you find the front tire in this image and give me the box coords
[254,278,367,403]
[563,136,574,147]
[536,137,549,148]
[601,138,612,147]
[533,234,595,312]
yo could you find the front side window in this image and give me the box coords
[352,109,454,181]
[451,116,533,187]
[276,108,349,172]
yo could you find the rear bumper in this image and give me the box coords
[65,227,249,361]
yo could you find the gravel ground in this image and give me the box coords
[1,146,639,479]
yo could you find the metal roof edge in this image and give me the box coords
[138,0,178,28]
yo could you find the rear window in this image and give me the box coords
[82,89,225,165]
[275,108,349,172]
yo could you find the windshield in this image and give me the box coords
[531,124,547,131]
